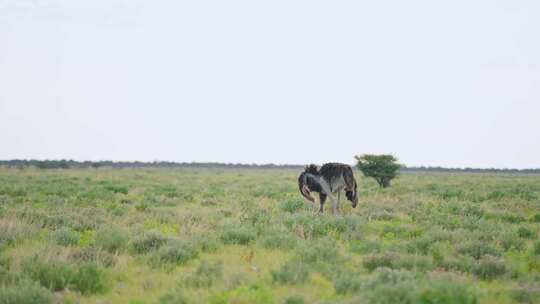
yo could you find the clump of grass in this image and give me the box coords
[196,236,221,253]
[51,228,80,246]
[220,226,256,245]
[95,226,129,253]
[131,231,169,254]
[0,281,53,304]
[511,287,540,304]
[500,233,525,252]
[533,241,540,255]
[150,240,199,266]
[350,240,381,254]
[182,260,223,288]
[209,284,274,304]
[158,290,189,304]
[68,247,117,267]
[457,242,500,260]
[333,272,362,295]
[259,231,297,250]
[0,218,36,246]
[271,260,310,284]
[517,226,537,239]
[284,295,305,304]
[280,199,305,213]
[406,236,434,255]
[22,256,108,295]
[363,253,398,272]
[473,256,507,280]
[419,279,477,304]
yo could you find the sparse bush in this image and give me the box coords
[131,231,169,254]
[394,255,433,272]
[534,241,540,255]
[52,227,80,246]
[220,226,256,245]
[271,261,310,284]
[196,236,221,253]
[22,257,76,291]
[284,295,305,304]
[406,236,433,255]
[350,240,381,254]
[333,272,362,295]
[473,256,506,280]
[511,287,540,304]
[363,253,398,272]
[158,290,189,304]
[183,260,223,288]
[458,242,500,260]
[0,218,36,246]
[151,240,199,266]
[500,233,525,251]
[260,231,297,250]
[68,247,116,267]
[518,226,536,239]
[419,280,477,304]
[95,226,129,253]
[71,263,108,295]
[0,281,53,304]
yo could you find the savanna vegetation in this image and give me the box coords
[1,168,540,303]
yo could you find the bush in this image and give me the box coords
[350,240,381,254]
[259,232,297,250]
[95,226,129,253]
[209,284,273,304]
[500,233,525,252]
[419,280,477,304]
[183,260,223,288]
[196,236,221,253]
[363,253,398,272]
[131,231,169,254]
[151,240,199,266]
[473,256,506,280]
[406,236,433,255]
[220,227,256,245]
[52,228,80,246]
[394,255,433,272]
[518,226,536,239]
[158,290,189,304]
[0,282,53,304]
[22,257,76,291]
[280,199,305,213]
[71,263,108,295]
[284,295,305,304]
[458,242,500,260]
[0,219,35,246]
[68,247,117,267]
[355,154,401,188]
[22,257,108,294]
[534,241,540,255]
[333,273,362,295]
[271,261,310,284]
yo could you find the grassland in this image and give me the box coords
[1,168,540,304]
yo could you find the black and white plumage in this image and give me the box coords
[298,163,358,214]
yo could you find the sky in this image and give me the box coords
[1,0,539,168]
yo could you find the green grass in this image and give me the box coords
[1,168,540,303]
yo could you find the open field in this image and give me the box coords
[1,168,540,304]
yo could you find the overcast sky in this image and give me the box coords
[1,0,539,168]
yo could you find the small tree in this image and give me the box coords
[355,154,401,188]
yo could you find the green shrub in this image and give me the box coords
[511,287,540,304]
[473,257,506,280]
[52,228,80,246]
[284,295,305,304]
[271,261,310,284]
[158,290,189,304]
[394,255,433,272]
[209,284,273,304]
[333,273,361,295]
[22,257,76,291]
[350,240,381,254]
[220,227,256,245]
[363,253,398,272]
[500,233,525,251]
[517,226,536,239]
[151,240,199,266]
[131,231,169,254]
[71,263,108,295]
[95,226,129,253]
[0,282,53,304]
[280,199,305,213]
[183,260,223,288]
[260,232,297,250]
[196,236,221,253]
[534,241,540,255]
[457,242,500,260]
[406,236,433,255]
[419,280,477,304]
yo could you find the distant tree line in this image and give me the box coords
[0,159,539,174]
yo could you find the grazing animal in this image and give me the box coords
[298,163,358,214]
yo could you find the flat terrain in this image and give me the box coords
[1,168,540,304]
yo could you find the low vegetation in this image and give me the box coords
[0,168,539,303]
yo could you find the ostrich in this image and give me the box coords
[298,163,358,214]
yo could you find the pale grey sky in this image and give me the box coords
[1,0,539,168]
